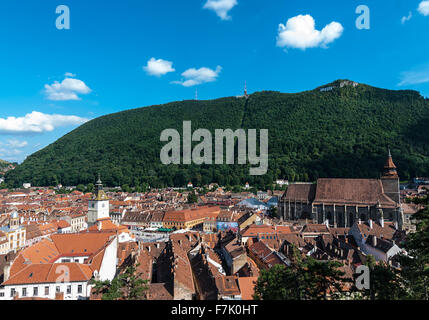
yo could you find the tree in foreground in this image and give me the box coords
[90,264,149,300]
[253,246,349,300]
[398,196,429,300]
[352,255,407,300]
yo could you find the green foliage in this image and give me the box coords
[187,191,198,204]
[254,246,348,300]
[357,255,407,300]
[55,188,71,195]
[86,183,95,193]
[304,258,348,300]
[90,264,149,300]
[253,264,295,300]
[398,197,429,300]
[5,81,429,188]
[0,159,12,170]
[268,205,278,218]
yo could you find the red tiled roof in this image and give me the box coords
[284,183,316,202]
[314,179,397,207]
[3,263,93,285]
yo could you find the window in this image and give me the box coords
[56,286,60,293]
[22,288,27,297]
[77,285,82,294]
[33,287,38,296]
[10,288,16,297]
[44,286,49,296]
[0,292,4,297]
[67,285,71,294]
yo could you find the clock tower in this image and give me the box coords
[87,175,110,226]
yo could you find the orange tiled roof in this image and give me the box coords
[51,232,115,256]
[237,277,257,300]
[3,263,93,285]
[163,206,221,223]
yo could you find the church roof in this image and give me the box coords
[313,178,398,207]
[283,183,316,202]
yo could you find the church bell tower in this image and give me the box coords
[381,149,400,204]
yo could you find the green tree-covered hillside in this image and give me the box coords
[5,80,429,189]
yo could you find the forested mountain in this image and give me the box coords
[5,80,429,189]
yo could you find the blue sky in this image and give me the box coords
[0,0,428,163]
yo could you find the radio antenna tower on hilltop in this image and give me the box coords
[244,81,249,99]
[195,88,198,101]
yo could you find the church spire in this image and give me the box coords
[382,148,398,179]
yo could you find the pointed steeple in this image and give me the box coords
[382,148,398,179]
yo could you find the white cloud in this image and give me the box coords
[0,148,23,157]
[0,140,28,159]
[44,77,92,101]
[172,66,222,87]
[276,14,343,50]
[203,0,237,20]
[398,64,429,86]
[0,111,89,134]
[401,11,413,24]
[65,72,76,77]
[143,58,175,77]
[418,1,429,16]
[3,140,28,148]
